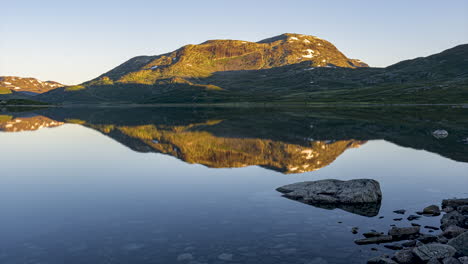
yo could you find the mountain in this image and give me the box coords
[37,33,372,103]
[35,36,468,104]
[0,76,64,96]
[92,33,367,84]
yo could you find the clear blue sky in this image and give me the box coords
[1,0,467,84]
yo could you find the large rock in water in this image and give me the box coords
[277,179,382,203]
[276,179,382,217]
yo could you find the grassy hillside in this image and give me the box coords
[37,43,468,104]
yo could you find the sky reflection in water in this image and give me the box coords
[0,108,467,264]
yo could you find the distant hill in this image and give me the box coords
[29,35,468,104]
[0,76,64,96]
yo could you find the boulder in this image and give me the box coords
[428,259,442,264]
[401,240,417,247]
[458,205,468,215]
[441,211,467,230]
[276,179,382,216]
[384,244,403,250]
[438,236,449,244]
[367,255,398,264]
[424,205,441,215]
[442,257,462,264]
[412,244,457,262]
[355,235,394,245]
[417,234,439,244]
[393,249,416,264]
[442,199,468,208]
[364,231,384,238]
[458,257,468,264]
[276,179,382,204]
[388,226,420,239]
[448,232,468,255]
[443,225,467,239]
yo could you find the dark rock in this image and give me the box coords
[371,247,378,251]
[363,231,383,238]
[393,218,403,221]
[367,255,398,264]
[443,225,467,238]
[425,225,441,230]
[393,249,416,264]
[442,257,462,264]
[417,234,438,244]
[424,205,441,216]
[276,179,382,217]
[379,216,385,219]
[407,215,421,221]
[457,205,468,215]
[458,256,468,264]
[428,258,442,264]
[444,207,455,213]
[411,223,421,227]
[355,235,394,245]
[448,232,468,255]
[388,226,420,239]
[384,244,403,250]
[441,211,467,230]
[352,227,359,234]
[438,236,449,244]
[393,209,406,215]
[402,240,417,247]
[442,199,468,209]
[412,244,457,261]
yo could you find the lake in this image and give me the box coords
[0,106,467,264]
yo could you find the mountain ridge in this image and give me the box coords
[90,33,367,86]
[4,34,467,104]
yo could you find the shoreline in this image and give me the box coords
[3,102,468,109]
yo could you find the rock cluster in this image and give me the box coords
[363,198,468,264]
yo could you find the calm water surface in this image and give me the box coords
[0,107,467,264]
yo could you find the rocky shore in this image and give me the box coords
[359,198,468,264]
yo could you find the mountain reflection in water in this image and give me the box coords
[0,106,467,174]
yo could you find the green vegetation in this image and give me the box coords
[65,85,86,91]
[0,87,12,94]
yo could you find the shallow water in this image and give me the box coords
[0,107,467,264]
